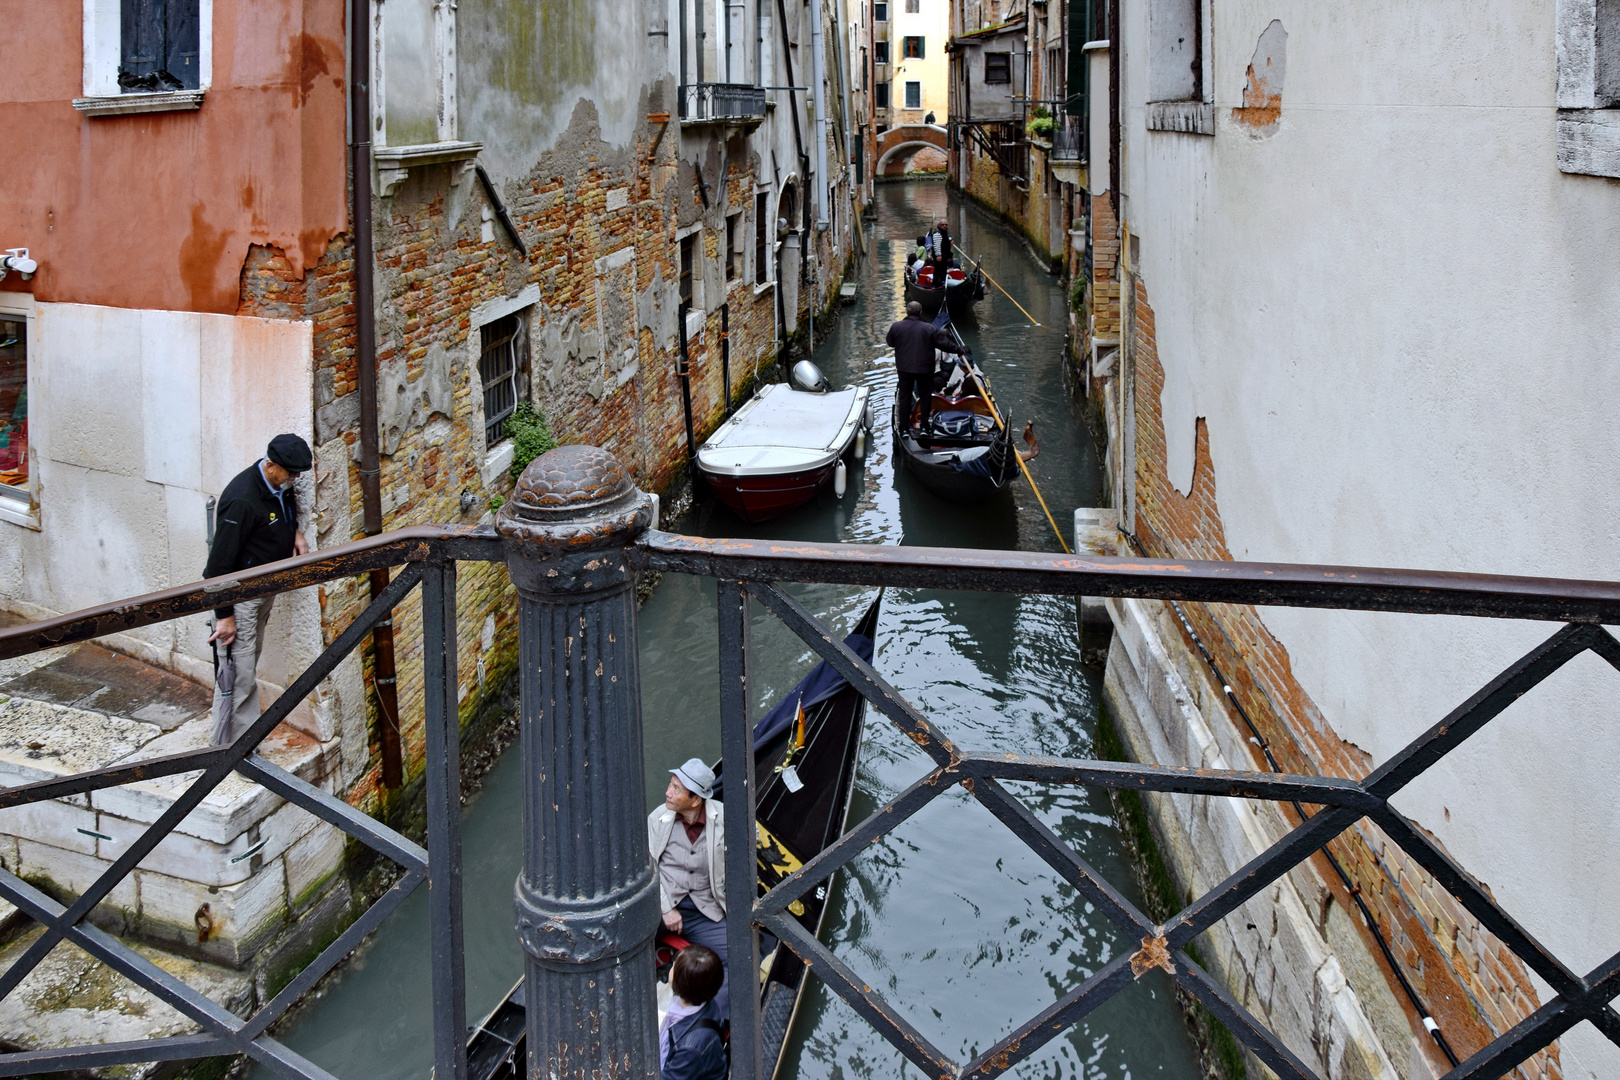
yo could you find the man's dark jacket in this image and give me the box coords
[887,314,966,374]
[204,462,299,618]
[662,1000,726,1080]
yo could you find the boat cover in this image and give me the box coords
[697,383,867,477]
[751,625,875,758]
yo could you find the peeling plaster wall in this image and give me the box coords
[0,0,348,314]
[0,302,327,726]
[1116,1,1620,1077]
[457,0,650,185]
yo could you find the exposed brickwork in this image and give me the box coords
[230,99,853,820]
[1088,194,1120,343]
[1127,278,1559,1080]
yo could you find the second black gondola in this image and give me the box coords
[891,309,1022,502]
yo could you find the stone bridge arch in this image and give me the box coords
[876,124,949,176]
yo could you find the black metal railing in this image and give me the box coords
[0,444,1616,1080]
[679,82,768,122]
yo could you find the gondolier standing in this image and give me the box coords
[888,301,968,438]
[650,758,731,1020]
[204,434,311,745]
[927,218,954,278]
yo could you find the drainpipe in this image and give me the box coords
[349,0,403,788]
[810,0,830,226]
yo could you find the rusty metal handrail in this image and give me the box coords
[2,485,1619,1080]
[636,531,1620,623]
[0,524,501,662]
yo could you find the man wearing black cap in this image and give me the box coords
[204,434,313,745]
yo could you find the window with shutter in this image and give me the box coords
[119,0,199,92]
[903,36,925,59]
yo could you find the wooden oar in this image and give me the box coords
[955,247,1043,326]
[963,365,1071,554]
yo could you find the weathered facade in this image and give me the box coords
[1083,2,1620,1079]
[947,0,1094,264]
[0,0,860,991]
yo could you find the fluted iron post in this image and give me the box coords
[498,445,660,1080]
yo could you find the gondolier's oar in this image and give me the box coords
[963,364,1071,553]
[955,247,1043,326]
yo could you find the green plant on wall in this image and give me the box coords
[1027,105,1054,138]
[507,402,559,480]
[1071,276,1088,312]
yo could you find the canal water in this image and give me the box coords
[253,183,1204,1080]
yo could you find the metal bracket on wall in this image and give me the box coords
[474,164,527,257]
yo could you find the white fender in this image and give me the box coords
[834,460,848,497]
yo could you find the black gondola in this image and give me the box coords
[891,310,1024,502]
[461,595,881,1080]
[903,259,985,319]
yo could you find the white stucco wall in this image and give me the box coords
[0,302,324,712]
[1117,2,1620,1076]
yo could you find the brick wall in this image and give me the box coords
[1124,276,1558,1080]
[238,104,849,818]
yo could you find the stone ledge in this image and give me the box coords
[374,140,483,197]
[72,91,205,117]
[1557,109,1620,178]
[1146,100,1214,135]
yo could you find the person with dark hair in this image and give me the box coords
[887,300,967,438]
[660,946,727,1080]
[204,434,312,745]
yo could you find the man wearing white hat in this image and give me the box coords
[649,757,730,1019]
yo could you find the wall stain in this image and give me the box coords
[298,33,342,105]
[178,203,233,312]
[1231,20,1287,135]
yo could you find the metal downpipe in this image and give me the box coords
[348,0,403,787]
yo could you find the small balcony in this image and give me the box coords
[680,82,768,127]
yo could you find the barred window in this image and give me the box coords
[726,212,743,281]
[754,192,770,285]
[679,234,696,308]
[480,312,527,446]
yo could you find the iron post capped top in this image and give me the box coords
[496,444,654,555]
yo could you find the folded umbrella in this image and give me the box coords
[209,640,236,745]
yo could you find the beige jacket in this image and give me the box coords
[647,799,726,916]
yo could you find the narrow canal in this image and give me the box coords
[253,183,1204,1080]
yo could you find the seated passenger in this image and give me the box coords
[660,946,727,1080]
[649,758,730,1020]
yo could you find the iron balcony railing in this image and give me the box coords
[0,443,1616,1080]
[1025,98,1085,161]
[679,81,768,123]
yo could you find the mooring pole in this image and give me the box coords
[498,445,660,1080]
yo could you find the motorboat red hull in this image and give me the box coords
[694,382,871,523]
[699,461,838,522]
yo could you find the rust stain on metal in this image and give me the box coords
[1130,935,1176,979]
